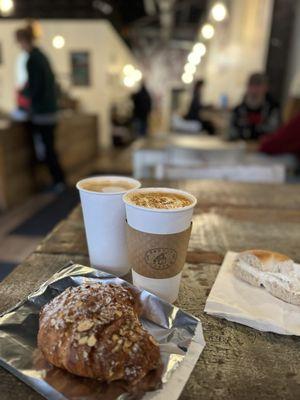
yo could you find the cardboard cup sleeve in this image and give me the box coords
[126,223,192,279]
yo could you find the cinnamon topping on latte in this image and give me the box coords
[126,192,192,209]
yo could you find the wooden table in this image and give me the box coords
[132,135,246,179]
[132,136,294,183]
[1,180,300,399]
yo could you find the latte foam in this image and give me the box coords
[80,180,135,193]
[125,191,193,210]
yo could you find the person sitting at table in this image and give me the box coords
[228,73,281,141]
[184,79,215,135]
[259,111,300,157]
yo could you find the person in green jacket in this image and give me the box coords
[15,26,65,190]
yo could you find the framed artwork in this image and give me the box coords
[70,51,90,86]
[0,43,3,65]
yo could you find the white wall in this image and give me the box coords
[200,0,274,107]
[0,19,137,147]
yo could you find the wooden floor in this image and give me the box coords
[0,193,55,276]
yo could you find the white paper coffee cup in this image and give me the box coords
[123,187,197,302]
[77,176,141,276]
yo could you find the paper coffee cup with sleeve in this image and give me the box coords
[123,187,197,303]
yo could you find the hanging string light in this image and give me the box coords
[211,2,228,22]
[122,64,143,87]
[123,76,136,88]
[193,42,206,57]
[52,35,66,49]
[184,63,196,75]
[182,72,193,84]
[181,2,229,85]
[123,64,135,76]
[0,0,14,15]
[201,23,215,40]
[187,52,201,66]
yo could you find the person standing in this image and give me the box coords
[15,26,65,190]
[131,82,152,137]
[184,79,215,135]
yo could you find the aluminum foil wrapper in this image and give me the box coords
[0,263,205,400]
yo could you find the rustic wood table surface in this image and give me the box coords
[1,179,300,399]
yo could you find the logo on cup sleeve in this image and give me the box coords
[144,248,177,270]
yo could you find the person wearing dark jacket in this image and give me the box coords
[15,26,65,189]
[228,73,281,141]
[184,79,215,135]
[131,82,152,137]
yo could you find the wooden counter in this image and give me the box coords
[0,113,98,210]
[0,122,34,210]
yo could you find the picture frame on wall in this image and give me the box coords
[0,43,3,65]
[70,51,90,86]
